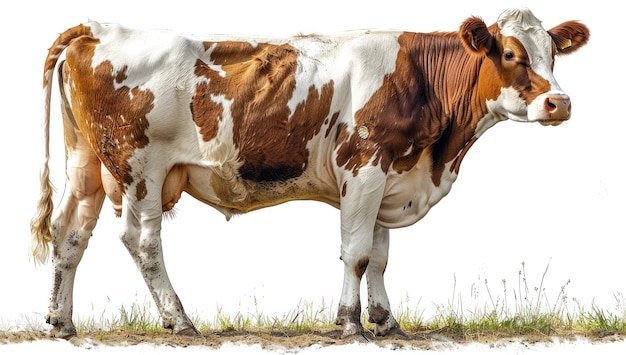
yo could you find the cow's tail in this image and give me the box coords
[30,24,93,266]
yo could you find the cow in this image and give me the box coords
[31,8,589,339]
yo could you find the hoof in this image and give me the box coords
[46,314,77,339]
[340,324,373,342]
[341,331,372,342]
[372,316,407,337]
[377,326,408,338]
[165,316,199,336]
[49,328,77,340]
[176,326,200,336]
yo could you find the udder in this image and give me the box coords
[101,164,188,217]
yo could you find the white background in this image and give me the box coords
[1,0,623,340]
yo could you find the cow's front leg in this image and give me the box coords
[119,178,198,336]
[335,169,386,338]
[336,241,370,338]
[366,225,405,336]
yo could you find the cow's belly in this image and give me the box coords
[102,160,339,219]
[183,164,340,218]
[376,161,458,229]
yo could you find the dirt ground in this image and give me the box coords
[2,328,625,351]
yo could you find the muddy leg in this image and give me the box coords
[366,225,405,336]
[336,248,370,338]
[47,143,105,338]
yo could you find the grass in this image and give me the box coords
[419,261,626,339]
[5,262,626,340]
[200,298,338,334]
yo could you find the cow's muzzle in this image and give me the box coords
[540,94,571,126]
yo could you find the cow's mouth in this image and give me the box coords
[538,119,568,126]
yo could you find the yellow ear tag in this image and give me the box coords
[559,39,572,50]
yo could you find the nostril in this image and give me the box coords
[545,97,558,112]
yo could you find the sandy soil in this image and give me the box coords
[2,329,624,351]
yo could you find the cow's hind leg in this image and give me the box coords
[366,226,405,336]
[118,170,198,336]
[47,133,105,338]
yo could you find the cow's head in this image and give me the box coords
[460,8,590,126]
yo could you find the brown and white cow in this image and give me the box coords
[31,8,589,338]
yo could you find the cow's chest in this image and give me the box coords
[376,153,458,228]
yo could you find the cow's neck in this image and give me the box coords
[402,31,494,185]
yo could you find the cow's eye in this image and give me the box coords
[504,51,515,61]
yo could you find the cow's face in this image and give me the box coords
[460,8,590,125]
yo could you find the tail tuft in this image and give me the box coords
[30,158,54,266]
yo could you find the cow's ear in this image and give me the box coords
[459,17,494,55]
[548,21,590,55]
